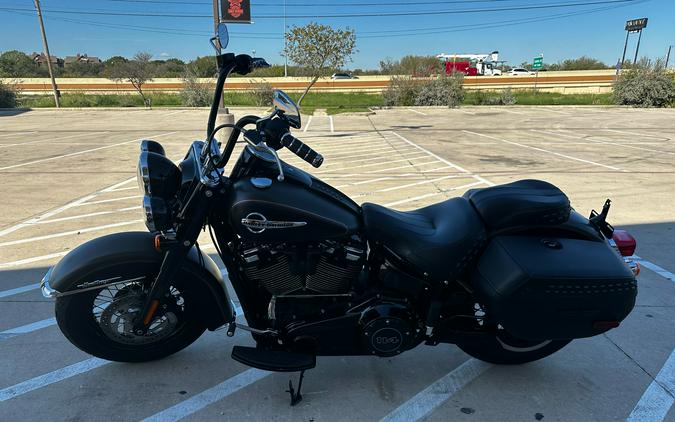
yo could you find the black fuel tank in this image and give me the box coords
[225,176,361,242]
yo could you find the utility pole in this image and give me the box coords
[283,0,288,77]
[34,0,59,108]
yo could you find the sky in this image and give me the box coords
[0,0,673,70]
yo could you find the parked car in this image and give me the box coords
[331,72,358,80]
[509,68,533,76]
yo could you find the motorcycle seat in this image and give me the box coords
[362,198,486,281]
[463,179,571,232]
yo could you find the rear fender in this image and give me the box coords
[43,231,235,330]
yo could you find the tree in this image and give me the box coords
[0,50,42,78]
[548,56,609,71]
[188,56,217,78]
[284,22,356,105]
[106,51,155,107]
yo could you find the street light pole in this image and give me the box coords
[33,0,59,108]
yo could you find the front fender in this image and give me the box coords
[42,231,235,330]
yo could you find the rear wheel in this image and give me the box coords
[456,331,571,365]
[55,263,206,362]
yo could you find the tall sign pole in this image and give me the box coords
[621,18,648,69]
[212,0,225,108]
[33,0,59,108]
[666,45,672,69]
[633,28,643,65]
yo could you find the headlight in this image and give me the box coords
[137,150,181,198]
[142,195,172,232]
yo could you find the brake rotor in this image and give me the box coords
[99,291,178,345]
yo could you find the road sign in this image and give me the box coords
[220,0,251,23]
[625,18,648,32]
[532,57,543,70]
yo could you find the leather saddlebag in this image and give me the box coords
[471,235,637,341]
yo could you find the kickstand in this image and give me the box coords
[286,370,306,406]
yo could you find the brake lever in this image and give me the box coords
[243,130,285,182]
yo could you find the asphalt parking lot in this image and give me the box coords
[0,105,674,421]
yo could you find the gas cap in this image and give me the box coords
[250,177,272,189]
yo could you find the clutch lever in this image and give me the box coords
[243,129,285,182]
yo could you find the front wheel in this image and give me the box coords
[456,331,571,365]
[55,263,206,363]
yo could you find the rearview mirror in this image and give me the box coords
[273,90,301,129]
[217,23,229,50]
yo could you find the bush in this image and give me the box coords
[500,88,517,105]
[0,81,17,108]
[614,60,675,107]
[414,73,464,108]
[383,76,418,107]
[247,81,275,107]
[181,69,212,107]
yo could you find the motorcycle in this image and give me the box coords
[40,27,640,405]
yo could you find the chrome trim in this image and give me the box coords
[193,142,221,188]
[41,273,146,299]
[234,323,278,336]
[243,133,285,181]
[40,268,59,298]
[142,195,156,232]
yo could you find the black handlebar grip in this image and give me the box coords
[280,133,324,168]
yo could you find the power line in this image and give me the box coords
[0,0,644,20]
[102,0,529,6]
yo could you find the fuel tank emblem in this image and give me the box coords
[241,212,307,234]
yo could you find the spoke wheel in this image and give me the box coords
[55,262,206,363]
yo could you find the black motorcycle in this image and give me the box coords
[40,30,640,405]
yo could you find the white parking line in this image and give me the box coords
[383,181,483,207]
[0,131,36,139]
[74,195,141,207]
[164,109,190,116]
[0,220,143,248]
[379,359,490,422]
[463,130,624,172]
[391,132,494,186]
[329,115,335,132]
[302,116,313,133]
[0,251,69,269]
[139,368,271,422]
[315,154,428,174]
[535,130,675,157]
[633,256,675,282]
[0,131,105,149]
[0,358,109,402]
[605,129,672,141]
[34,207,139,225]
[408,108,428,116]
[0,131,175,171]
[627,349,675,422]
[0,284,39,299]
[0,318,56,340]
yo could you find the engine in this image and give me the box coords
[237,235,366,296]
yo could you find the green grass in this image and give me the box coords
[463,90,613,106]
[18,90,616,111]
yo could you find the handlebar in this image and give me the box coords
[280,132,324,168]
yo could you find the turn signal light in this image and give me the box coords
[612,229,637,257]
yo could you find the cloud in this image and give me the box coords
[159,52,171,58]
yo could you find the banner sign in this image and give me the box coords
[221,0,251,24]
[625,18,648,32]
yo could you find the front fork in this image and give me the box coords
[134,183,215,334]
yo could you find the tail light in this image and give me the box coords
[612,229,637,257]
